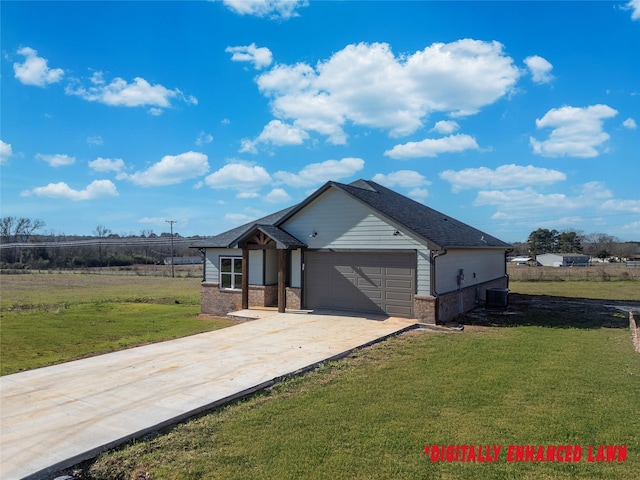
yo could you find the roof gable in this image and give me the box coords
[192,179,511,250]
[190,205,297,248]
[278,180,511,249]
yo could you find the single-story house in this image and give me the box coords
[509,256,533,265]
[536,253,590,267]
[191,180,511,323]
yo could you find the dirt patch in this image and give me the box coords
[461,293,640,329]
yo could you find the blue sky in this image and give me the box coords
[1,0,639,242]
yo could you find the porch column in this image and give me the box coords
[278,248,287,313]
[241,247,249,310]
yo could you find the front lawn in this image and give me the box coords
[88,323,639,479]
[0,273,234,375]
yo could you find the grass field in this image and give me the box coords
[88,322,639,480]
[509,280,640,301]
[0,272,235,375]
[2,271,639,479]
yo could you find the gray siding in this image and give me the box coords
[290,249,302,288]
[204,248,265,286]
[434,248,506,294]
[265,249,278,285]
[282,188,431,295]
[249,250,263,285]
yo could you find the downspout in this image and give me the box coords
[431,249,447,323]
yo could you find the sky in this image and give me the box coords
[1,0,639,243]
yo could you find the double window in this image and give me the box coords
[220,257,242,290]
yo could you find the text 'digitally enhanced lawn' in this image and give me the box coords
[84,281,639,480]
[0,272,235,375]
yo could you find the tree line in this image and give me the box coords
[0,217,202,269]
[2,217,638,269]
[513,228,639,259]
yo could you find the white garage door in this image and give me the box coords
[304,252,415,318]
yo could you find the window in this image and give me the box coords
[220,257,243,290]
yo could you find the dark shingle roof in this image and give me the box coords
[190,205,298,248]
[192,180,511,250]
[235,224,306,250]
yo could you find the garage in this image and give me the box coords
[304,251,415,318]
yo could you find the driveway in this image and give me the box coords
[0,311,418,480]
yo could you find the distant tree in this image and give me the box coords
[527,228,558,255]
[0,216,45,264]
[583,233,619,257]
[94,225,112,238]
[557,231,583,253]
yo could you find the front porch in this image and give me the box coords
[200,282,302,316]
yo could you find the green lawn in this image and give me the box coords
[0,273,235,375]
[3,273,638,478]
[509,280,640,301]
[88,325,639,480]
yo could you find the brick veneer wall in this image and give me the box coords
[201,282,279,316]
[414,295,437,324]
[436,276,509,324]
[286,287,302,310]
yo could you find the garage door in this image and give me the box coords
[304,252,415,318]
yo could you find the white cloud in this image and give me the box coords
[23,180,118,201]
[600,198,640,213]
[240,120,310,153]
[372,170,429,188]
[408,188,429,201]
[384,134,479,159]
[430,120,459,135]
[122,151,209,186]
[524,55,554,84]
[138,217,168,226]
[196,132,214,146]
[221,0,308,19]
[237,192,261,199]
[224,213,257,224]
[65,71,197,112]
[256,40,520,144]
[440,164,566,192]
[226,43,273,69]
[88,157,125,173]
[274,157,364,187]
[36,153,76,167]
[0,140,13,164]
[263,188,292,203]
[205,163,272,191]
[474,182,616,221]
[624,0,640,20]
[530,104,618,158]
[622,117,637,129]
[86,135,104,146]
[476,188,577,211]
[623,221,640,231]
[13,47,64,87]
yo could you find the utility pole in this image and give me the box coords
[166,220,176,277]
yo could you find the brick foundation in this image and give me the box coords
[286,287,302,310]
[436,276,509,324]
[201,283,280,316]
[414,295,437,324]
[202,277,509,322]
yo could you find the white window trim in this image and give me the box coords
[219,256,243,290]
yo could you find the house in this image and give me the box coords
[191,180,511,323]
[536,253,590,267]
[509,256,533,266]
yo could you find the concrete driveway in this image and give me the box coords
[0,310,418,480]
